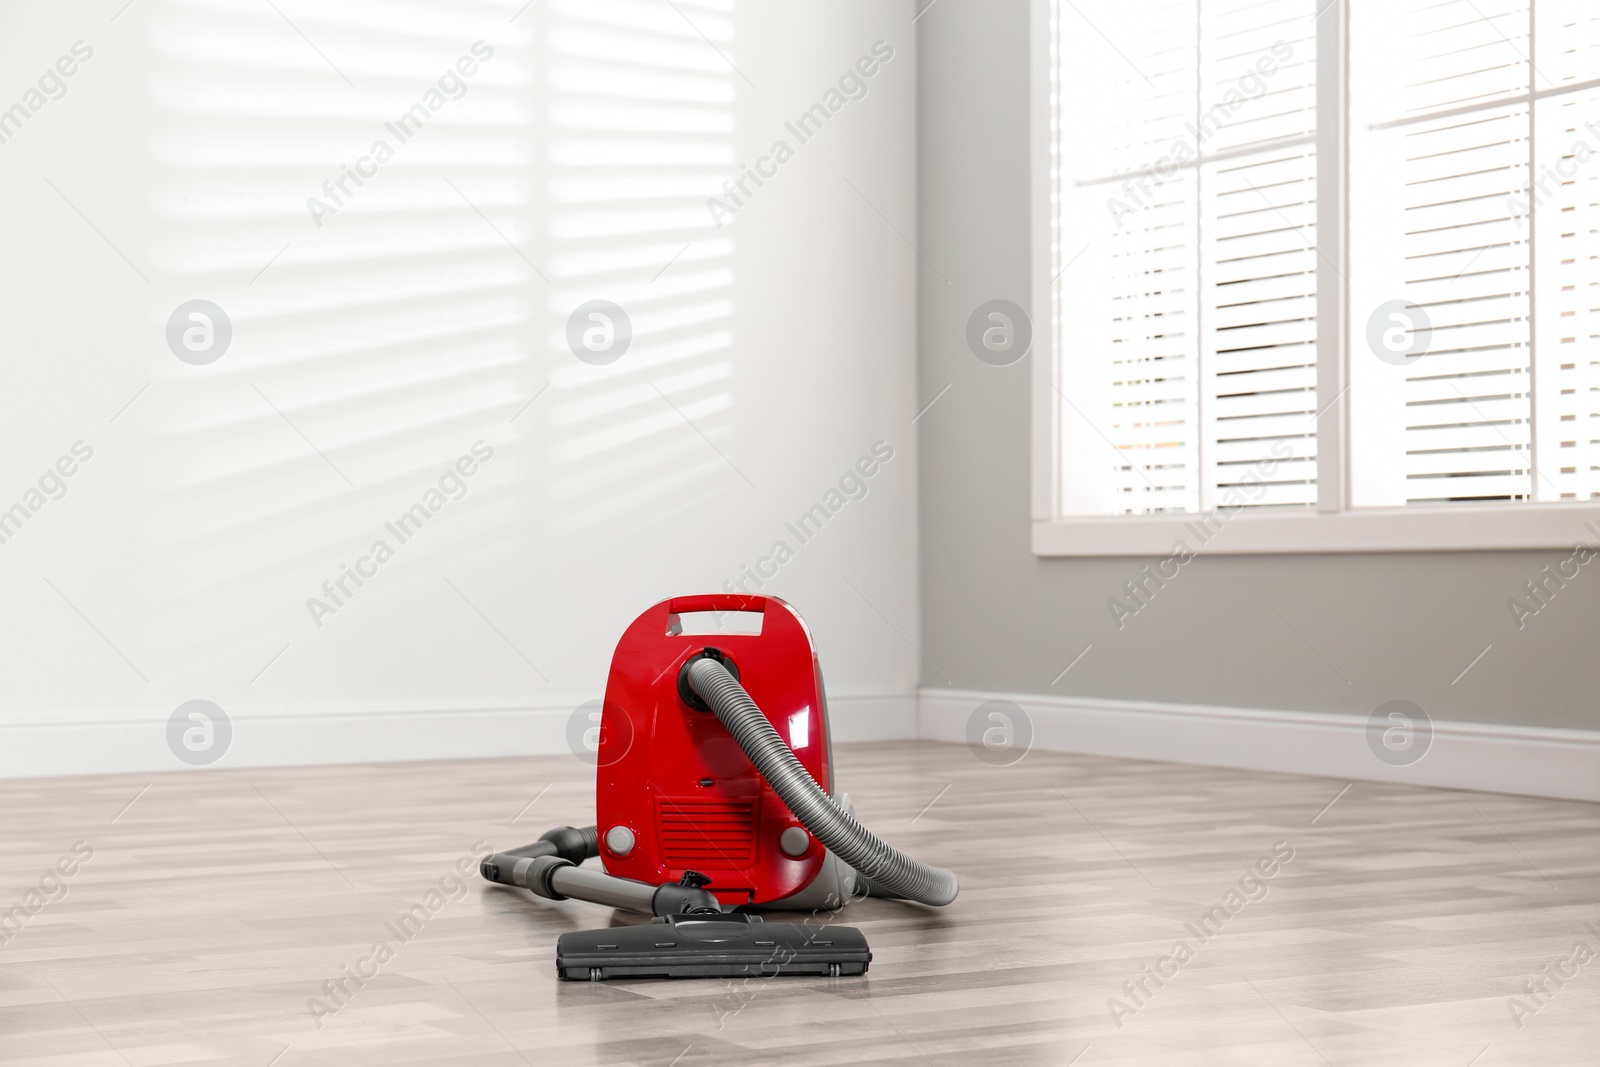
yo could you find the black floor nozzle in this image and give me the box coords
[557,912,871,981]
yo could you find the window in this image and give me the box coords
[1053,0,1319,517]
[1349,0,1600,506]
[1032,0,1600,552]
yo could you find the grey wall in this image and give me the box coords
[915,0,1600,731]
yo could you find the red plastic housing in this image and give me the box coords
[595,594,832,906]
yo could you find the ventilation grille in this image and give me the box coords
[656,797,756,867]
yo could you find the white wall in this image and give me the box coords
[0,0,921,776]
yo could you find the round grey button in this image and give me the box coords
[779,826,810,857]
[605,825,636,856]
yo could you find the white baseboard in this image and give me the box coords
[12,688,1594,802]
[918,687,1600,803]
[0,693,917,779]
[827,694,920,742]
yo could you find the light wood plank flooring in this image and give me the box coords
[1,741,1597,1066]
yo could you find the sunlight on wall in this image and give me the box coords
[139,0,534,661]
[545,0,738,533]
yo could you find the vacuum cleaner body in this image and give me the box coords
[481,593,956,979]
[597,594,833,908]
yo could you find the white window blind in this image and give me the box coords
[1349,0,1600,505]
[1054,0,1319,517]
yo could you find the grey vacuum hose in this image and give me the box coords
[686,656,959,907]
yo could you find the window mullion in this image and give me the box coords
[1196,5,1208,515]
[1314,0,1350,513]
[1527,0,1540,500]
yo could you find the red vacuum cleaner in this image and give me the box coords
[480,594,958,980]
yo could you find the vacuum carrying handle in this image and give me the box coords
[666,593,767,615]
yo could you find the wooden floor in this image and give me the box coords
[2,741,1598,1066]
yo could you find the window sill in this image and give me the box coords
[1032,504,1600,556]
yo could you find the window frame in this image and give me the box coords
[1029,0,1600,555]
